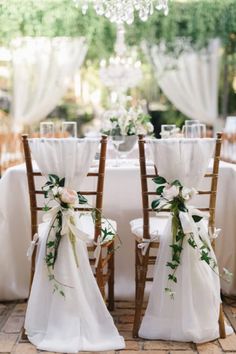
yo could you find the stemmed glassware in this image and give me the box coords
[111,136,125,166]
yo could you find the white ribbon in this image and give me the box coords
[137,236,159,256]
[43,206,90,243]
[209,227,221,239]
[179,206,209,235]
[27,233,39,260]
[94,235,103,268]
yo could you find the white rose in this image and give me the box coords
[59,187,78,207]
[181,187,197,201]
[162,184,179,201]
[136,125,147,135]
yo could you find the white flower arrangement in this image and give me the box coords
[101,107,154,136]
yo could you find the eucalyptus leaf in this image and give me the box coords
[152,176,166,185]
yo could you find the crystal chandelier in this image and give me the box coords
[99,24,142,94]
[74,0,169,24]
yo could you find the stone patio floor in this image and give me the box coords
[1,298,236,354]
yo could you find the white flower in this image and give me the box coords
[136,124,148,135]
[162,184,180,201]
[181,187,197,201]
[58,187,78,207]
[146,122,154,133]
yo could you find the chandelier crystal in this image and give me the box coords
[74,0,169,24]
[99,24,142,94]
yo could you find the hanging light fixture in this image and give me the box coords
[74,0,169,24]
[99,24,142,94]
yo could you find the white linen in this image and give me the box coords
[147,39,220,124]
[0,160,236,300]
[138,138,232,342]
[24,139,124,353]
[11,37,87,132]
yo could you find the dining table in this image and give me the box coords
[0,157,236,301]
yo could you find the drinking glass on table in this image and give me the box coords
[40,122,54,138]
[160,124,177,138]
[182,123,206,138]
[62,121,77,138]
[111,135,124,167]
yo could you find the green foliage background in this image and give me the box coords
[1,0,236,57]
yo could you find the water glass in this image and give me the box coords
[62,121,77,138]
[185,119,200,126]
[160,125,176,139]
[183,123,206,138]
[40,122,54,138]
[196,124,206,138]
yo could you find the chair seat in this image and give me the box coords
[130,215,169,241]
[75,213,117,246]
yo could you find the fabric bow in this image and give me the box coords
[137,236,159,256]
[27,233,39,260]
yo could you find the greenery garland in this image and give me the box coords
[1,0,236,59]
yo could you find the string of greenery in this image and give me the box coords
[0,0,236,59]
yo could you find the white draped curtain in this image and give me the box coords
[147,39,221,125]
[11,37,87,132]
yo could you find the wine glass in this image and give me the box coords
[40,122,54,138]
[62,121,77,138]
[111,135,125,166]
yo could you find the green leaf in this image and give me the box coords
[152,176,166,185]
[170,244,183,253]
[59,177,65,187]
[171,179,182,187]
[43,205,51,212]
[156,186,165,195]
[49,174,59,183]
[188,237,197,249]
[192,215,203,223]
[59,290,65,297]
[166,261,178,270]
[77,193,88,205]
[168,274,177,283]
[151,199,161,210]
[46,241,55,248]
[178,203,188,212]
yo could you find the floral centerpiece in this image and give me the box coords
[101,106,154,136]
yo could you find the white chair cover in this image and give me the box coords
[139,138,233,343]
[24,138,125,353]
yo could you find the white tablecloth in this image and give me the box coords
[0,160,235,300]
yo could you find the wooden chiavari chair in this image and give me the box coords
[132,133,226,338]
[22,134,115,311]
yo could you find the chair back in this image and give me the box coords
[22,134,107,285]
[138,133,222,244]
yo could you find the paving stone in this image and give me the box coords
[197,341,223,354]
[2,316,25,334]
[143,340,193,350]
[119,351,167,354]
[169,351,197,354]
[79,352,115,354]
[119,315,134,324]
[0,304,7,316]
[12,343,37,354]
[117,323,133,331]
[117,302,135,309]
[123,341,140,350]
[219,332,236,351]
[0,333,18,353]
[11,304,27,317]
[120,331,134,341]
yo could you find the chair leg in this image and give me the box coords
[219,303,226,338]
[133,247,149,338]
[135,241,139,303]
[108,242,115,311]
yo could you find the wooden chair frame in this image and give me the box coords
[22,134,115,311]
[133,132,226,339]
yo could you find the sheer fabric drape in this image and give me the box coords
[139,138,233,343]
[147,39,220,125]
[11,37,87,132]
[24,138,125,353]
